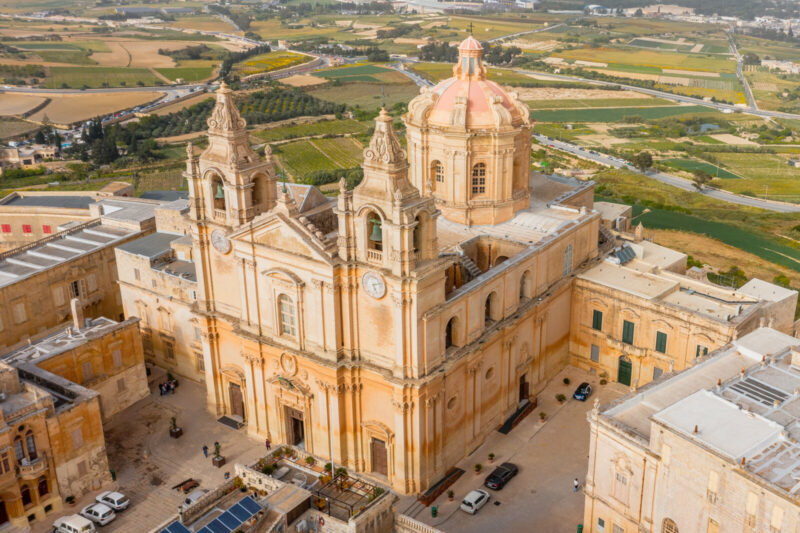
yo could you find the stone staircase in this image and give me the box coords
[598,224,616,254]
[458,254,482,280]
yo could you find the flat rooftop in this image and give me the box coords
[1,195,96,209]
[116,231,183,260]
[605,328,800,496]
[0,222,137,288]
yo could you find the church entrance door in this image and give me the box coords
[371,438,388,476]
[519,374,529,403]
[229,383,244,420]
[285,406,305,448]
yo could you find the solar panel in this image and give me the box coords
[205,520,230,533]
[230,504,249,521]
[240,496,262,514]
[219,512,240,529]
[194,495,262,533]
[161,521,192,533]
[730,377,789,406]
[615,246,636,265]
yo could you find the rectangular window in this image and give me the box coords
[71,429,84,449]
[151,279,157,289]
[117,378,126,392]
[590,344,599,362]
[68,280,81,299]
[622,320,635,345]
[112,349,122,368]
[134,268,141,281]
[142,333,153,355]
[696,344,709,358]
[42,225,51,234]
[196,352,205,372]
[165,341,175,360]
[22,224,31,234]
[51,286,65,307]
[86,273,97,293]
[745,492,758,527]
[707,471,719,503]
[653,367,663,380]
[1,453,9,474]
[193,327,202,341]
[655,331,667,353]
[191,290,197,301]
[77,459,87,476]
[0,224,10,233]
[597,518,605,533]
[12,303,26,324]
[592,310,603,331]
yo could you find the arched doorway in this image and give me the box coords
[618,356,632,386]
[0,500,7,526]
[228,382,244,420]
[370,438,388,476]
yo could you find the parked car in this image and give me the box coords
[80,503,116,526]
[460,489,490,515]
[573,382,593,401]
[53,514,97,533]
[95,491,130,511]
[484,462,519,490]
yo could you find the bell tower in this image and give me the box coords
[337,109,438,277]
[186,82,276,227]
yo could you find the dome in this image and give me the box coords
[422,37,529,130]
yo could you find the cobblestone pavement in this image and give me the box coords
[32,380,265,533]
[397,367,628,533]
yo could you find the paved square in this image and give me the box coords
[32,380,265,533]
[397,367,628,533]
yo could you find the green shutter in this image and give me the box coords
[622,320,634,344]
[696,344,708,357]
[655,331,667,353]
[592,310,603,331]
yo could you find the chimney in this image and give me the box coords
[70,298,83,331]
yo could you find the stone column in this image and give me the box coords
[392,292,406,378]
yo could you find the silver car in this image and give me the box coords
[95,491,130,511]
[80,503,116,526]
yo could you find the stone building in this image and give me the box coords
[583,327,800,533]
[0,197,164,351]
[570,238,798,388]
[115,39,797,496]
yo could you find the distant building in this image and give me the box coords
[0,144,58,173]
[584,327,800,533]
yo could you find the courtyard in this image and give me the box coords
[31,379,265,533]
[397,367,628,533]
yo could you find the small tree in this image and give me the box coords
[773,274,791,288]
[692,170,712,190]
[632,151,653,172]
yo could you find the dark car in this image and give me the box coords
[573,382,593,401]
[484,462,519,490]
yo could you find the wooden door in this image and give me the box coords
[617,356,632,386]
[229,383,244,419]
[519,374,529,403]
[371,438,388,476]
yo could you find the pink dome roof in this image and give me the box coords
[426,77,525,129]
[458,35,483,51]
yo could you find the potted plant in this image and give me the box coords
[305,456,316,467]
[234,476,247,492]
[212,442,226,468]
[539,412,547,423]
[563,377,570,385]
[324,462,332,473]
[447,489,454,502]
[169,416,183,438]
[284,447,295,461]
[65,495,76,506]
[556,393,566,404]
[488,453,495,464]
[261,463,276,476]
[599,372,608,386]
[474,463,482,475]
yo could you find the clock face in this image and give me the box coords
[211,229,231,254]
[362,272,386,299]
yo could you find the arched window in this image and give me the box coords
[252,174,267,213]
[520,271,530,301]
[25,431,36,461]
[366,212,383,252]
[37,476,48,498]
[20,485,31,507]
[445,317,457,349]
[211,176,226,211]
[278,294,297,337]
[563,244,573,276]
[413,216,422,254]
[13,438,23,464]
[471,163,486,195]
[494,255,508,267]
[662,518,679,533]
[432,161,444,186]
[485,292,497,326]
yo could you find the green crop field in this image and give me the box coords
[554,47,736,73]
[632,205,800,273]
[10,43,81,50]
[527,97,674,110]
[314,64,391,79]
[662,158,741,179]
[255,119,368,142]
[44,67,162,88]
[307,82,419,109]
[156,66,214,82]
[234,51,310,76]
[531,105,713,123]
[628,39,693,52]
[714,153,800,181]
[277,137,363,178]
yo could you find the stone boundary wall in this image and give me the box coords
[394,514,445,533]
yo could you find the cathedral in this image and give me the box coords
[116,37,796,495]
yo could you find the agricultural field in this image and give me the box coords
[530,105,712,123]
[661,158,741,179]
[26,92,165,125]
[552,46,737,73]
[527,97,675,109]
[172,15,237,33]
[306,81,419,109]
[745,68,800,113]
[254,119,368,143]
[735,35,800,62]
[152,93,213,116]
[0,118,38,139]
[233,51,310,77]
[0,93,48,116]
[275,136,363,178]
[43,66,162,89]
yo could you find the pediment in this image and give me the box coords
[230,214,332,264]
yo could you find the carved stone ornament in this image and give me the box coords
[363,109,406,164]
[207,81,247,132]
[280,353,297,376]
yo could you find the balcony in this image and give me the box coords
[18,455,47,480]
[366,249,382,262]
[213,209,227,222]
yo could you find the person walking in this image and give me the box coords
[573,478,580,492]
[202,445,208,458]
[265,438,271,450]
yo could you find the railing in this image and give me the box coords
[214,209,227,222]
[0,219,101,260]
[366,249,382,262]
[395,514,445,533]
[18,455,47,479]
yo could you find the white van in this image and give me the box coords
[53,514,97,533]
[182,489,209,510]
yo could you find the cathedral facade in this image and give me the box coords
[116,39,796,495]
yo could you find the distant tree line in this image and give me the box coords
[208,4,251,31]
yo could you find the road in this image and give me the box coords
[727,30,757,110]
[487,23,566,43]
[534,133,800,212]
